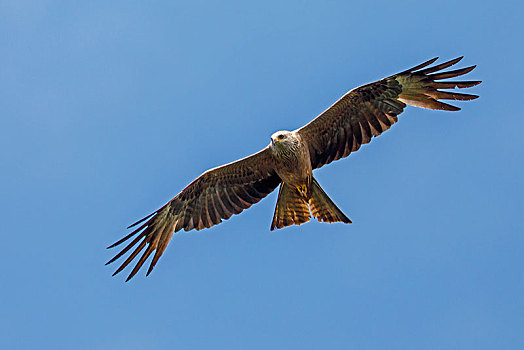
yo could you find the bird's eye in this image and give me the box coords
[277,134,284,140]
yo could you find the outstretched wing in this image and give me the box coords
[107,147,281,281]
[298,57,481,170]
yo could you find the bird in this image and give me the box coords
[107,56,481,281]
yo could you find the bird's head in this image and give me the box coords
[270,130,292,147]
[270,130,299,157]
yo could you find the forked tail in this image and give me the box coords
[270,183,311,230]
[309,178,352,225]
[270,178,351,230]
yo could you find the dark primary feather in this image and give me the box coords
[107,148,281,281]
[298,56,481,170]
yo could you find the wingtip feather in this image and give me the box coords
[402,57,439,74]
[429,65,477,80]
[127,212,156,229]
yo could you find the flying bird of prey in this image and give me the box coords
[107,56,480,281]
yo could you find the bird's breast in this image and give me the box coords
[273,139,312,187]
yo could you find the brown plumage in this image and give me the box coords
[107,56,481,281]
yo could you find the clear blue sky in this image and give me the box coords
[1,1,522,349]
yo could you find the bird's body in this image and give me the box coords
[268,130,351,230]
[270,131,312,194]
[107,56,481,281]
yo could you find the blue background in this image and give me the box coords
[1,1,522,349]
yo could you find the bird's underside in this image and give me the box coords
[107,56,481,281]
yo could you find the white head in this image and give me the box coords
[270,130,292,147]
[269,130,300,159]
